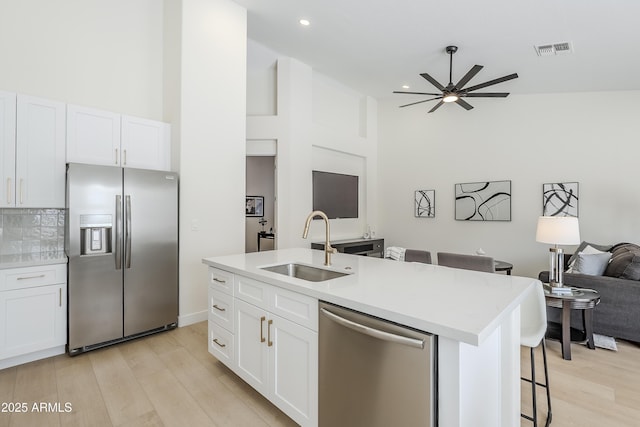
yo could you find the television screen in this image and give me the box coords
[312,171,359,219]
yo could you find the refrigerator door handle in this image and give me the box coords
[125,195,132,269]
[115,195,122,270]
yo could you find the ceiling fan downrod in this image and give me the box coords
[445,45,458,86]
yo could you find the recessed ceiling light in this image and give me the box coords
[402,85,410,89]
[299,19,310,26]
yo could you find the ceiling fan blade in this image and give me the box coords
[455,65,483,89]
[399,97,443,108]
[393,91,442,96]
[420,73,445,91]
[428,101,445,113]
[455,98,474,110]
[464,92,510,98]
[461,73,519,93]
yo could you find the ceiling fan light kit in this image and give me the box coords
[394,45,518,113]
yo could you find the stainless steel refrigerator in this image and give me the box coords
[66,163,178,355]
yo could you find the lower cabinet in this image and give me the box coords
[206,267,318,427]
[235,299,318,427]
[0,264,67,368]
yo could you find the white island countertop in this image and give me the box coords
[202,248,537,346]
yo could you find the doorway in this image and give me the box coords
[246,155,275,252]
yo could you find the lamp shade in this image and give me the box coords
[536,216,581,245]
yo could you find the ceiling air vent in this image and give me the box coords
[534,41,573,56]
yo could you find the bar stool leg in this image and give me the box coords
[522,341,553,427]
[541,339,552,427]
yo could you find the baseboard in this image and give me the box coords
[178,310,207,327]
[0,345,66,370]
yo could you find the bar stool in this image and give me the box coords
[404,249,432,264]
[436,252,495,273]
[521,282,552,427]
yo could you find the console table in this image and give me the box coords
[311,238,384,257]
[257,231,275,251]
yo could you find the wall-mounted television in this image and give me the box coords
[312,170,359,219]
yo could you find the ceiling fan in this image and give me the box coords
[394,45,518,113]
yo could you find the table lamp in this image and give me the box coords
[536,216,580,287]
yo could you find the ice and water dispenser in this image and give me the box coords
[79,214,112,255]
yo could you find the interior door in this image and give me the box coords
[123,168,178,336]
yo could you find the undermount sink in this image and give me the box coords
[261,263,349,282]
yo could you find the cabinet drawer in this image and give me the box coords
[0,264,66,291]
[208,321,234,369]
[235,275,269,308]
[272,286,318,331]
[209,267,234,295]
[208,286,234,332]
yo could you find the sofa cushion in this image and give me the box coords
[604,243,640,278]
[572,252,612,275]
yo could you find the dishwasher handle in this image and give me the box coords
[320,307,425,349]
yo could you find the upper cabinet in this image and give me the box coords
[1,93,66,208]
[67,105,171,171]
[0,91,17,208]
[121,115,171,171]
[66,105,120,167]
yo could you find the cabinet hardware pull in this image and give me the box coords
[260,316,266,343]
[17,274,45,280]
[115,148,118,164]
[59,288,62,307]
[212,304,225,312]
[123,149,127,165]
[6,178,10,204]
[19,179,23,204]
[213,278,226,284]
[212,338,226,348]
[267,319,273,347]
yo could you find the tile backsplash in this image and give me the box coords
[0,208,65,255]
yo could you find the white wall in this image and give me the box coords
[378,91,640,278]
[0,0,164,119]
[166,0,246,325]
[246,41,379,248]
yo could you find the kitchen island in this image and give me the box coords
[203,248,537,427]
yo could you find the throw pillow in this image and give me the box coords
[566,244,610,273]
[572,252,612,276]
[566,241,613,269]
[604,243,640,277]
[620,253,640,281]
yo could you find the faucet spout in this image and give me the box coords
[302,210,336,266]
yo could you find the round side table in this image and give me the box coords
[494,260,513,275]
[543,284,600,360]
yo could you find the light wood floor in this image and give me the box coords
[1,322,639,426]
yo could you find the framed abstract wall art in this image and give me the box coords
[543,182,579,217]
[415,190,435,218]
[455,180,511,221]
[245,196,264,217]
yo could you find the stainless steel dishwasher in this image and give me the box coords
[319,301,437,427]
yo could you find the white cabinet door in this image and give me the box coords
[0,91,16,208]
[121,115,170,171]
[16,95,66,207]
[270,313,318,427]
[0,284,66,360]
[66,104,121,166]
[235,299,269,395]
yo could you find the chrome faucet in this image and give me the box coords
[302,210,337,266]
